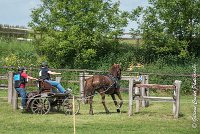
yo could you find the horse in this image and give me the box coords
[84,63,123,115]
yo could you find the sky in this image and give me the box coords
[0,0,148,32]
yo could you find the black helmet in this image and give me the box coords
[41,61,48,67]
[18,67,26,72]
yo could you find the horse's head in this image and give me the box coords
[109,63,122,80]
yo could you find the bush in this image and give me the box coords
[0,39,41,67]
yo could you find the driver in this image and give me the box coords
[39,62,71,94]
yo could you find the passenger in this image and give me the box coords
[39,62,71,94]
[14,67,38,110]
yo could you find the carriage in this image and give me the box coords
[25,80,80,115]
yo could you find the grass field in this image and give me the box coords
[0,89,199,134]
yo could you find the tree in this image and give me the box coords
[29,0,128,68]
[130,0,200,63]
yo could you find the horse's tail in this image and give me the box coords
[83,76,94,104]
[83,79,87,104]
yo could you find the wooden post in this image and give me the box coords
[141,75,146,107]
[133,76,141,113]
[12,86,18,110]
[173,80,181,118]
[135,86,140,113]
[173,82,176,114]
[79,72,85,103]
[56,77,62,83]
[145,75,149,107]
[8,71,13,104]
[128,77,134,116]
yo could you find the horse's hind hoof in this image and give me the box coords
[89,111,94,115]
[117,109,120,113]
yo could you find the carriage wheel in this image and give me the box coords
[62,97,80,115]
[31,97,51,114]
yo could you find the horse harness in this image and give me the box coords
[91,74,119,94]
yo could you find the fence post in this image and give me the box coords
[145,75,149,107]
[8,71,13,104]
[141,75,146,107]
[12,86,18,110]
[135,86,140,112]
[79,72,85,102]
[56,77,62,83]
[128,77,134,116]
[173,80,181,118]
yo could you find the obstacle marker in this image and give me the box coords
[133,79,181,118]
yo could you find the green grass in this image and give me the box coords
[0,89,199,134]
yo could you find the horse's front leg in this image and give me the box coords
[111,94,119,112]
[116,92,123,113]
[100,90,109,114]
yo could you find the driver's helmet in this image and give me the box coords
[41,61,48,67]
[18,67,27,72]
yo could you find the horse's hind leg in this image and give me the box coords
[100,91,109,114]
[116,92,123,113]
[89,95,94,115]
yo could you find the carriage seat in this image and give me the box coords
[38,80,54,93]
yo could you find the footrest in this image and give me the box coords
[51,93,69,97]
[47,92,56,96]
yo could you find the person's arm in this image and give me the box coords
[27,75,38,80]
[48,71,61,75]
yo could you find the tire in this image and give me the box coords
[62,96,80,115]
[31,97,51,114]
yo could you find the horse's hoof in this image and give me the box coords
[89,111,94,115]
[117,109,120,113]
[106,111,110,114]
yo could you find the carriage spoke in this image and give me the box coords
[31,97,51,114]
[62,97,80,115]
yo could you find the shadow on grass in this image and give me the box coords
[97,110,127,115]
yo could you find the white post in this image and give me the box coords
[135,86,140,112]
[173,83,176,114]
[174,80,181,118]
[12,87,18,110]
[8,71,13,104]
[145,75,149,107]
[55,77,62,83]
[79,72,85,102]
[128,77,134,116]
[141,75,146,107]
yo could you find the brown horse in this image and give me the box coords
[84,64,123,115]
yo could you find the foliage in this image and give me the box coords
[1,38,199,94]
[130,0,200,63]
[29,0,129,68]
[0,40,41,67]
